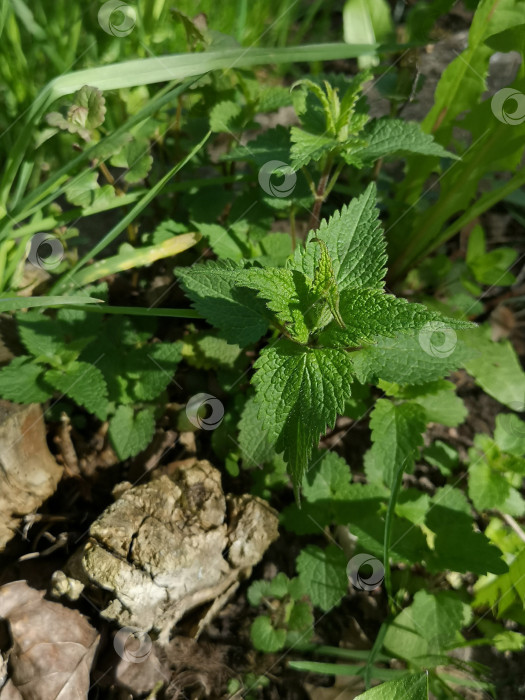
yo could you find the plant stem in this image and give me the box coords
[496,510,525,544]
[324,161,344,200]
[363,622,388,690]
[383,457,408,614]
[290,206,297,250]
[309,157,333,231]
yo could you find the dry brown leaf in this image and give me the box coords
[115,645,168,696]
[0,402,63,551]
[0,581,99,699]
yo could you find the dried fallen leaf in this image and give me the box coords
[0,581,99,699]
[0,402,63,551]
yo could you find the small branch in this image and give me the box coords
[497,510,525,544]
[324,161,344,200]
[97,161,124,196]
[308,158,333,231]
[301,166,317,197]
[372,157,383,181]
[290,206,297,250]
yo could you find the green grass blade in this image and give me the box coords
[1,43,379,213]
[68,305,202,319]
[51,130,211,293]
[0,295,102,312]
[1,79,191,221]
[72,232,201,286]
[288,661,404,681]
[312,647,390,663]
[47,44,378,98]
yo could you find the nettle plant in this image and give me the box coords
[178,182,472,496]
[225,72,457,232]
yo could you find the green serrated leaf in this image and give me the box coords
[65,170,100,207]
[367,399,427,487]
[224,125,291,166]
[45,361,108,420]
[290,127,339,170]
[108,405,156,460]
[350,118,459,165]
[176,259,269,346]
[302,450,353,502]
[72,85,106,130]
[253,340,353,493]
[238,267,310,343]
[209,100,243,133]
[423,440,459,475]
[46,85,106,140]
[352,331,472,386]
[125,342,182,402]
[292,183,386,292]
[0,356,53,403]
[123,138,154,183]
[461,325,525,409]
[194,222,247,261]
[318,288,467,348]
[18,311,67,359]
[468,460,525,517]
[384,590,472,663]
[426,487,508,575]
[308,238,345,330]
[473,549,525,618]
[494,413,525,457]
[238,395,276,468]
[355,672,428,700]
[296,545,349,611]
[250,615,286,652]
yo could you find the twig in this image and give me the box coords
[496,510,525,544]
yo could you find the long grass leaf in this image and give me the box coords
[51,131,210,293]
[0,295,102,312]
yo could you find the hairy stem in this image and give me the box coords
[383,457,408,613]
[309,157,333,231]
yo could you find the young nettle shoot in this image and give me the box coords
[178,183,473,495]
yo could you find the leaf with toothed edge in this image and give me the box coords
[252,339,354,496]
